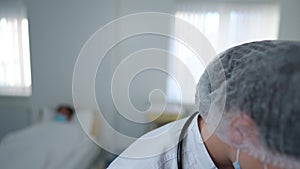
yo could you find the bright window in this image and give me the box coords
[167,3,280,104]
[0,5,32,96]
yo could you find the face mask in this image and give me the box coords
[54,113,67,122]
[232,149,268,169]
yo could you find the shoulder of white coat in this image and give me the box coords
[107,117,189,169]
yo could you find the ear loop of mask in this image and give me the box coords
[232,148,268,169]
[263,154,268,169]
[264,162,268,169]
[233,148,241,169]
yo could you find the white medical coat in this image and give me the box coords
[107,114,217,169]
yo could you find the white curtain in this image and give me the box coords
[167,2,280,104]
[0,2,31,96]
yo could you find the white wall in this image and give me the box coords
[278,0,300,40]
[26,0,115,110]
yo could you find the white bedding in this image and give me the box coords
[0,122,100,169]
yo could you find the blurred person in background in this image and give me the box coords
[54,104,75,122]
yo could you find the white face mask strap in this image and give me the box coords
[263,154,268,169]
[236,148,240,162]
[232,148,241,169]
[264,162,268,169]
[234,149,269,169]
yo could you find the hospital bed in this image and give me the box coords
[0,107,101,169]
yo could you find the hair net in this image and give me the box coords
[195,40,300,169]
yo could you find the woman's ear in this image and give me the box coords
[229,113,258,146]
